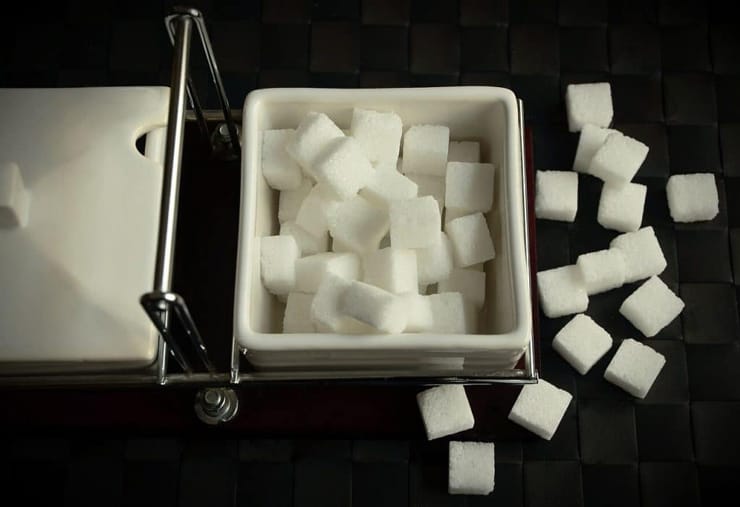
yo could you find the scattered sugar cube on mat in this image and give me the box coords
[438,268,486,308]
[295,252,361,293]
[416,231,455,285]
[329,195,390,255]
[619,276,684,337]
[260,235,300,296]
[295,184,341,238]
[565,82,613,132]
[286,112,345,176]
[576,248,627,295]
[283,292,315,333]
[448,441,495,496]
[280,221,329,256]
[597,181,647,232]
[339,280,407,334]
[508,379,572,440]
[406,173,445,213]
[402,125,450,176]
[278,179,313,224]
[446,213,496,267]
[448,141,481,163]
[389,196,442,249]
[572,124,619,173]
[552,314,613,375]
[535,170,578,222]
[364,247,418,294]
[666,173,719,223]
[610,226,667,283]
[604,338,666,399]
[537,265,588,318]
[360,167,418,210]
[312,136,374,200]
[429,292,477,334]
[350,108,403,164]
[261,129,303,191]
[445,162,495,213]
[400,293,434,332]
[311,272,370,334]
[416,385,475,440]
[589,133,649,184]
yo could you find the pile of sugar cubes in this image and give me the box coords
[260,108,497,335]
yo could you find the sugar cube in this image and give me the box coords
[360,167,418,210]
[438,269,486,308]
[286,112,345,176]
[508,379,572,440]
[429,292,477,334]
[261,129,303,190]
[416,385,475,440]
[402,125,450,176]
[389,196,441,249]
[0,162,30,228]
[283,292,315,333]
[572,124,620,173]
[565,82,613,132]
[349,108,403,164]
[597,182,647,232]
[535,170,578,222]
[590,133,649,184]
[537,265,588,318]
[416,231,455,285]
[610,227,667,283]
[311,272,371,334]
[444,207,470,225]
[445,162,495,213]
[280,221,329,256]
[312,136,374,200]
[446,213,496,267]
[295,252,361,293]
[604,338,666,399]
[406,173,444,212]
[260,235,300,296]
[666,173,719,223]
[552,314,613,375]
[364,247,418,295]
[339,280,407,334]
[278,179,313,223]
[400,293,434,332]
[330,195,390,255]
[448,441,495,496]
[448,141,480,163]
[619,276,684,337]
[576,248,626,295]
[295,184,341,238]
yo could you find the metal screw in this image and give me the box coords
[195,388,239,425]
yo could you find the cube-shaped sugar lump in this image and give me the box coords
[295,184,341,238]
[283,292,315,333]
[619,276,684,337]
[260,235,300,296]
[416,231,455,285]
[565,82,613,132]
[330,195,389,254]
[295,252,361,293]
[438,269,486,308]
[448,441,495,496]
[278,179,313,223]
[537,265,588,318]
[576,248,626,295]
[312,136,374,200]
[666,173,719,223]
[590,133,649,184]
[604,338,666,399]
[400,293,434,332]
[286,112,345,176]
[610,227,667,283]
[429,292,477,334]
[446,213,496,267]
[261,129,302,190]
[552,314,613,375]
[360,168,418,210]
[389,196,441,249]
[508,379,573,440]
[349,108,403,164]
[402,125,450,176]
[416,385,475,440]
[598,182,647,232]
[0,162,30,228]
[339,280,407,334]
[445,162,495,213]
[280,221,329,256]
[572,124,620,173]
[448,141,480,163]
[364,247,418,294]
[406,174,444,212]
[311,272,371,334]
[535,170,578,222]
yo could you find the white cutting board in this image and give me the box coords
[0,87,169,373]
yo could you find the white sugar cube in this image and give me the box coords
[416,385,475,440]
[438,269,486,308]
[360,167,418,210]
[312,136,374,200]
[508,379,572,440]
[429,292,477,334]
[572,124,620,173]
[0,162,30,228]
[619,276,684,337]
[349,108,403,164]
[278,179,313,223]
[444,207,470,225]
[311,272,371,334]
[406,173,444,212]
[400,293,434,332]
[402,125,450,176]
[448,441,495,496]
[364,247,418,294]
[286,112,345,177]
[610,227,667,283]
[260,235,300,296]
[598,182,647,232]
[416,231,455,285]
[537,265,588,318]
[295,252,361,293]
[389,196,441,249]
[448,141,480,163]
[280,221,329,256]
[565,82,613,132]
[552,314,613,375]
[576,248,627,295]
[604,338,666,399]
[590,133,649,184]
[666,173,719,223]
[535,170,578,222]
[283,292,315,333]
[261,129,303,190]
[446,213,496,267]
[330,195,390,255]
[339,280,407,334]
[295,184,341,238]
[445,162,495,213]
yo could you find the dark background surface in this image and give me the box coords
[1,0,740,505]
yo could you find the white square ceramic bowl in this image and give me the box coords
[234,87,532,374]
